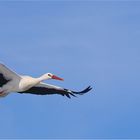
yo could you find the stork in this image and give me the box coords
[0,63,92,98]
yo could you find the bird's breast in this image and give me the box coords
[19,77,39,92]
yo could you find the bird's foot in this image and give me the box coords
[0,89,8,97]
[0,90,4,95]
[0,92,8,97]
[0,88,3,93]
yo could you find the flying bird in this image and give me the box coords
[0,63,92,98]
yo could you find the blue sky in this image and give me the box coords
[0,1,140,139]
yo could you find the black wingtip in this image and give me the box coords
[62,86,92,98]
[72,86,92,95]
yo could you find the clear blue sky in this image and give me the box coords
[0,1,140,139]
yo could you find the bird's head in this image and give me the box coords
[42,73,64,81]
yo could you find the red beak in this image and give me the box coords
[52,75,64,81]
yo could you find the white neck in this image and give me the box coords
[37,74,50,82]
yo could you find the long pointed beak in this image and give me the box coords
[52,75,64,81]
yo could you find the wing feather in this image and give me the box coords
[18,83,92,98]
[0,63,20,80]
[0,73,10,87]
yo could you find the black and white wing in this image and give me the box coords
[18,83,92,98]
[0,63,21,87]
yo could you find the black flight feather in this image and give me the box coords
[0,73,10,87]
[19,86,92,98]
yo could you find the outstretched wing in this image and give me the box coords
[0,63,21,87]
[18,83,92,98]
[0,63,20,80]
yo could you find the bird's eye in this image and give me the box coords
[48,74,51,77]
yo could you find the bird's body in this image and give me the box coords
[0,63,92,98]
[18,76,40,91]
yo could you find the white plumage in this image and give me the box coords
[0,63,92,98]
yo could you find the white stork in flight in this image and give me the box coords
[0,63,92,98]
